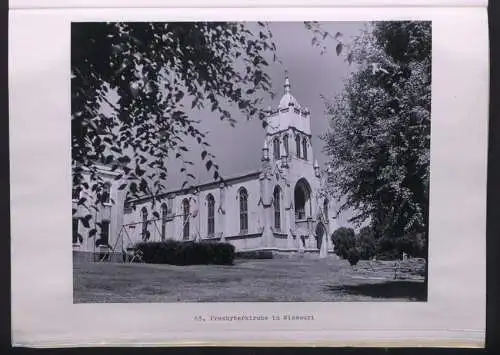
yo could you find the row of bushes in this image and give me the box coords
[332,227,427,266]
[134,240,235,265]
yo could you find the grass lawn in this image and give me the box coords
[73,255,426,303]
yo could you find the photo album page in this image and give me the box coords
[9,0,489,348]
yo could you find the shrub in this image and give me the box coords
[377,232,427,259]
[346,249,361,266]
[331,227,355,255]
[134,240,235,265]
[357,226,377,260]
[332,226,378,266]
[331,227,359,265]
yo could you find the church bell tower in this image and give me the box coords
[259,71,325,252]
[263,71,313,170]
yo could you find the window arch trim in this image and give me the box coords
[273,137,280,160]
[273,186,281,231]
[283,134,289,157]
[238,187,249,233]
[295,135,301,158]
[302,137,308,160]
[141,207,149,241]
[182,198,190,240]
[161,203,168,240]
[207,193,215,236]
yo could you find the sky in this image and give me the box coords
[165,21,367,188]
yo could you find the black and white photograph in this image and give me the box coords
[71,20,431,303]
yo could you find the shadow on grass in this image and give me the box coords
[325,280,427,301]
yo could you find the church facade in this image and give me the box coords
[72,76,336,261]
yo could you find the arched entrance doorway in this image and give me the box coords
[315,222,326,250]
[294,178,312,221]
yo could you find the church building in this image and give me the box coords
[72,75,337,261]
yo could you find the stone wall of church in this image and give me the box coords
[119,174,266,251]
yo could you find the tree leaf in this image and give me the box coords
[77,197,87,206]
[81,215,91,228]
[336,42,343,56]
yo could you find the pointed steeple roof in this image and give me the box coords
[284,70,291,94]
[278,70,300,109]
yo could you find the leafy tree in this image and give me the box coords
[322,22,431,250]
[72,22,277,212]
[378,232,426,258]
[357,226,377,260]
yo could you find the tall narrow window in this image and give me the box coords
[102,183,111,204]
[302,138,308,160]
[239,188,248,233]
[295,135,301,158]
[323,198,329,221]
[207,194,215,236]
[161,203,168,240]
[100,220,110,246]
[182,198,190,240]
[283,135,289,157]
[273,187,281,230]
[141,207,149,241]
[72,218,80,244]
[273,138,280,160]
[167,196,174,215]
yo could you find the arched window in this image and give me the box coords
[161,203,168,240]
[182,198,190,240]
[141,207,149,241]
[283,134,289,157]
[294,179,311,220]
[239,188,248,233]
[302,137,308,160]
[323,198,329,221]
[273,187,281,231]
[207,194,215,236]
[273,137,280,160]
[295,135,301,158]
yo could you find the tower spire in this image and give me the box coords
[284,69,291,95]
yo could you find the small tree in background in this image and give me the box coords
[332,226,377,266]
[377,232,426,259]
[331,227,360,266]
[357,226,377,260]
